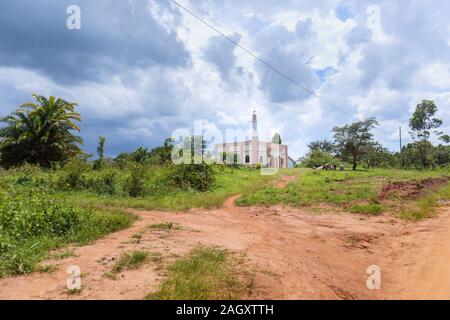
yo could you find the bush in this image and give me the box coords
[302,150,339,168]
[0,187,134,276]
[165,164,215,192]
[59,158,91,189]
[85,170,118,195]
[0,188,85,240]
[124,164,147,197]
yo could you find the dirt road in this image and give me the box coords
[0,178,449,299]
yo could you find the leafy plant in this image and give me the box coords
[124,164,147,197]
[0,95,83,168]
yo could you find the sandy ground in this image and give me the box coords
[0,177,450,300]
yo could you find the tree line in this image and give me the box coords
[300,100,449,170]
[0,95,448,171]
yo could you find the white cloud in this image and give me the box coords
[1,0,449,159]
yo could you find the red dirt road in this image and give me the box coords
[0,182,450,299]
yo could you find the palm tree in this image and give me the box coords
[0,94,83,167]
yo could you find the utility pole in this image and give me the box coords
[399,126,403,167]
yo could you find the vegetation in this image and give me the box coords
[409,100,444,168]
[148,247,242,300]
[333,117,379,171]
[93,136,106,170]
[111,250,150,274]
[0,93,449,285]
[237,168,450,219]
[0,95,83,168]
[0,186,135,277]
[148,222,180,231]
[299,100,449,170]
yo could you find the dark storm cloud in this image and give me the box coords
[0,0,191,83]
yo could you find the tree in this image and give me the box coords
[149,138,174,166]
[409,100,443,168]
[440,134,450,144]
[272,133,282,144]
[308,140,335,154]
[0,95,82,168]
[129,147,152,164]
[93,136,106,170]
[333,117,379,171]
[361,142,393,169]
[433,144,450,168]
[302,150,337,168]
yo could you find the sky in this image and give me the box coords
[0,0,449,159]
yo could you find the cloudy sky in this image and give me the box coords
[0,0,449,159]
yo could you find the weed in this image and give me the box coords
[111,250,150,274]
[148,222,180,231]
[148,246,242,300]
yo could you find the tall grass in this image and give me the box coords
[0,186,135,277]
[148,247,242,300]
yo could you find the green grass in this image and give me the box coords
[148,222,180,231]
[348,203,383,215]
[237,168,450,219]
[0,187,136,277]
[111,250,150,274]
[62,166,285,211]
[148,246,242,300]
[0,165,448,280]
[51,249,75,260]
[400,183,450,221]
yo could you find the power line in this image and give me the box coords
[169,0,350,116]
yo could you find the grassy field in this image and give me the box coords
[237,168,450,220]
[0,165,281,277]
[0,187,136,277]
[0,164,449,279]
[75,166,284,211]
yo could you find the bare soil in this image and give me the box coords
[1,176,450,300]
[379,177,450,200]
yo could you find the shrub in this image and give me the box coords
[85,170,118,195]
[165,164,215,192]
[124,164,147,197]
[0,187,135,276]
[59,158,91,189]
[0,188,84,239]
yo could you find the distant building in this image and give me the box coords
[214,112,289,168]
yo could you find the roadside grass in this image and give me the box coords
[147,246,242,300]
[237,168,450,220]
[111,250,150,273]
[148,222,181,231]
[105,250,161,279]
[64,167,284,211]
[0,188,136,277]
[51,249,75,260]
[349,203,383,215]
[400,183,450,221]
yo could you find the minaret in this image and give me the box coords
[252,110,258,141]
[251,110,259,166]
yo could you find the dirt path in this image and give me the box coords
[0,174,450,300]
[383,207,450,299]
